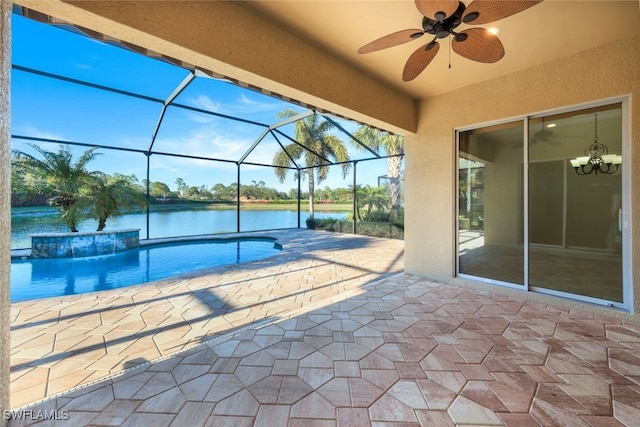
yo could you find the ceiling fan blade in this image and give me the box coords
[403,41,440,81]
[415,0,459,21]
[462,0,543,25]
[358,29,424,54]
[452,28,504,63]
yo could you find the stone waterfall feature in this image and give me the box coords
[30,229,140,258]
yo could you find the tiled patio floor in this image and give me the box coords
[10,229,404,409]
[10,230,640,426]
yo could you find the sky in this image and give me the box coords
[11,13,401,194]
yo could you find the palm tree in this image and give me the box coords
[11,144,100,232]
[353,127,404,220]
[273,110,350,219]
[360,185,389,219]
[86,172,148,231]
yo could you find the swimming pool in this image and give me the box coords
[10,237,281,302]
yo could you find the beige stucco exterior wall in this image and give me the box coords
[405,33,640,312]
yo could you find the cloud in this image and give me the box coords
[185,91,286,123]
[15,124,65,141]
[74,63,94,71]
[147,123,289,187]
[189,94,222,113]
[185,112,215,124]
[236,93,282,113]
[241,141,279,165]
[149,155,238,189]
[154,125,250,162]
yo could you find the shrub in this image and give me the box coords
[306,217,339,230]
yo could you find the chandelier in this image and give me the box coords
[569,113,621,175]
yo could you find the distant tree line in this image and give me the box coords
[12,163,362,206]
[11,109,405,231]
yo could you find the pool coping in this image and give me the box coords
[10,228,289,259]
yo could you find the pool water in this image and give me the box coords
[10,238,281,302]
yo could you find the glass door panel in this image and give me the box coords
[528,105,623,302]
[458,121,524,285]
[529,160,564,246]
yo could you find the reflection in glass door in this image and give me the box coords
[528,105,623,302]
[457,103,625,305]
[458,121,524,286]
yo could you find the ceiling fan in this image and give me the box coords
[532,124,561,145]
[357,0,543,81]
[510,118,567,149]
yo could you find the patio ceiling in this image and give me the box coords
[245,0,640,99]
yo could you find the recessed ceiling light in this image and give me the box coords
[546,123,557,128]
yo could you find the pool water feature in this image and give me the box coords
[10,237,281,302]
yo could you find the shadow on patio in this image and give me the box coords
[10,229,404,408]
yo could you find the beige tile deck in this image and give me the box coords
[9,229,640,426]
[10,229,404,409]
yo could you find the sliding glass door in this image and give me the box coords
[528,105,623,302]
[458,120,524,286]
[457,102,625,305]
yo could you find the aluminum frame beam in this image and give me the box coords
[272,129,331,165]
[148,71,197,152]
[12,64,164,104]
[269,110,314,130]
[238,127,270,164]
[321,113,380,158]
[270,130,299,169]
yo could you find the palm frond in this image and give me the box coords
[276,109,300,121]
[352,126,405,157]
[273,142,302,183]
[11,144,101,231]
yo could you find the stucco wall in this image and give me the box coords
[405,33,640,311]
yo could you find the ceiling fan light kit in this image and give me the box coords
[358,0,543,81]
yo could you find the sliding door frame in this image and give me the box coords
[454,96,631,311]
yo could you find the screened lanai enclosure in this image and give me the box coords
[10,8,404,250]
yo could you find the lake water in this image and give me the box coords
[11,207,348,249]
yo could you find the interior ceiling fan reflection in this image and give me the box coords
[510,119,576,149]
[357,0,543,81]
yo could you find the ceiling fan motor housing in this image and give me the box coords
[422,1,466,39]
